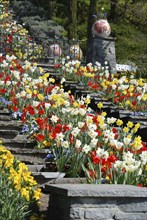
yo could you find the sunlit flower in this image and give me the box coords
[82,144,91,154]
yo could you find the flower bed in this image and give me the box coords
[1,2,146,220]
[0,0,147,188]
[0,54,147,187]
[0,141,42,219]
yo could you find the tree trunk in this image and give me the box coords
[68,0,77,39]
[109,0,118,21]
[87,0,97,40]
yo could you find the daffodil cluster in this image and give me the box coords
[0,143,41,202]
[0,141,42,219]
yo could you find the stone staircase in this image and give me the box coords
[1,62,147,218]
[0,105,58,217]
[0,62,66,217]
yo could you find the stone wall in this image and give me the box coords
[45,184,147,220]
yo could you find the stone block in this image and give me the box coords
[118,197,147,212]
[115,212,147,220]
[70,207,84,219]
[70,198,117,209]
[85,208,116,219]
[45,184,147,198]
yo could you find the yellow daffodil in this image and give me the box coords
[37,94,44,101]
[127,121,134,128]
[43,140,51,147]
[116,119,123,126]
[123,126,129,133]
[125,100,131,105]
[101,111,107,117]
[20,187,30,201]
[132,136,142,150]
[97,102,103,109]
[33,188,42,201]
[73,101,80,108]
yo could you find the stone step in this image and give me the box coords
[6,146,47,155]
[2,135,36,148]
[32,172,65,185]
[0,109,11,115]
[14,154,45,165]
[0,115,13,121]
[0,129,19,139]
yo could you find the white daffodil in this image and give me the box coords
[90,138,98,148]
[21,90,27,97]
[71,109,79,115]
[112,84,117,90]
[110,139,124,150]
[12,70,20,79]
[140,151,147,165]
[56,132,64,142]
[88,130,97,139]
[103,129,115,140]
[26,94,32,99]
[82,144,91,154]
[50,115,59,123]
[107,117,117,124]
[75,139,82,148]
[32,101,40,107]
[124,137,131,145]
[61,140,69,149]
[78,108,86,116]
[78,122,85,129]
[96,148,108,158]
[45,102,51,109]
[16,93,21,98]
[71,127,80,137]
[87,123,97,131]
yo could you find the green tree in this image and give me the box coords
[11,0,147,71]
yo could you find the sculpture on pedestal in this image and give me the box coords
[86,13,116,74]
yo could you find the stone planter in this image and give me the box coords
[45,184,147,220]
[89,98,112,115]
[63,81,78,96]
[47,72,61,84]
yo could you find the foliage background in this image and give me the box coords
[10,0,147,72]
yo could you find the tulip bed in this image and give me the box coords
[0,1,147,216]
[1,53,147,187]
[57,58,147,112]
